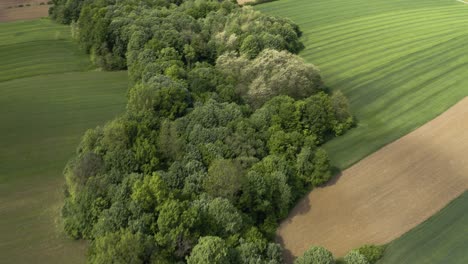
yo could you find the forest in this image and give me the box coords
[50,0,356,263]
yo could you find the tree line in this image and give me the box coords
[50,0,356,263]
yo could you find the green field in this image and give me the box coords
[257,0,468,169]
[0,19,128,263]
[377,191,468,264]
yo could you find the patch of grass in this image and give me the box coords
[257,0,468,169]
[0,19,128,264]
[377,192,468,264]
[0,20,91,82]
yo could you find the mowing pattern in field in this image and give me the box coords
[258,0,468,169]
[0,20,90,81]
[0,19,128,264]
[378,191,468,264]
[277,97,468,260]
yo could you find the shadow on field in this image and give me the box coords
[276,235,295,264]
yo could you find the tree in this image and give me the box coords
[343,250,369,264]
[198,196,244,237]
[88,229,152,264]
[204,159,243,202]
[186,236,231,264]
[330,91,354,136]
[217,49,324,108]
[294,246,335,264]
[355,245,385,264]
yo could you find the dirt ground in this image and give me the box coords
[278,98,468,262]
[0,1,49,22]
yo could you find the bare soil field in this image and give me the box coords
[0,0,49,22]
[0,0,47,9]
[278,97,468,262]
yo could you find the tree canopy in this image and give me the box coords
[51,0,354,263]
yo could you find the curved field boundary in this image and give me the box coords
[378,191,468,264]
[456,0,468,4]
[277,98,468,261]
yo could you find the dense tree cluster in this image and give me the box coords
[51,0,354,263]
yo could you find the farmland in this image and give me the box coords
[0,20,128,263]
[0,1,49,22]
[277,97,468,260]
[378,191,468,264]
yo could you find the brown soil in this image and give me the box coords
[0,4,49,22]
[278,98,468,263]
[0,0,47,9]
[0,5,49,22]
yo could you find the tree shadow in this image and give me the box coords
[276,234,295,264]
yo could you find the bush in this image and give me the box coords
[186,236,230,264]
[344,250,369,264]
[355,245,385,264]
[294,246,335,264]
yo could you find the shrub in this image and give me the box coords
[344,250,369,264]
[355,245,385,264]
[294,246,335,264]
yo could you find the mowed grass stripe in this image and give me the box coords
[315,30,466,78]
[329,33,468,93]
[340,37,468,111]
[0,40,91,82]
[299,5,460,37]
[304,11,467,57]
[0,19,92,82]
[0,19,71,46]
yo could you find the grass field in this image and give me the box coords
[378,191,468,264]
[0,20,90,81]
[257,0,468,169]
[0,19,128,263]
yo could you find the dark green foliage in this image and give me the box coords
[204,159,243,202]
[55,0,354,262]
[294,246,335,264]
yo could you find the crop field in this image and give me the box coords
[257,0,468,169]
[377,191,468,264]
[277,97,468,261]
[0,20,128,263]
